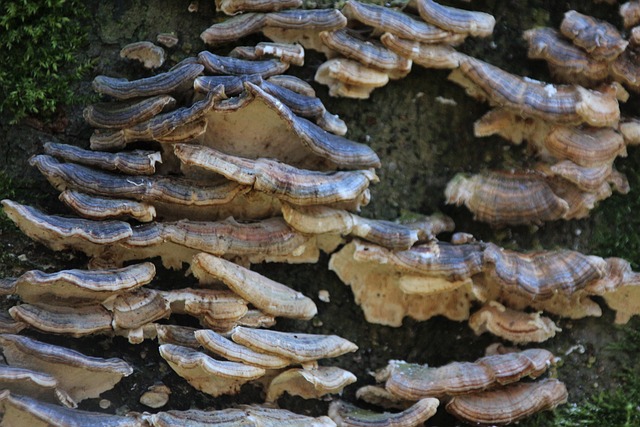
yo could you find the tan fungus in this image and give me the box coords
[231,326,358,363]
[191,252,317,320]
[159,344,265,397]
[265,366,357,401]
[120,41,166,69]
[0,334,132,405]
[468,301,561,343]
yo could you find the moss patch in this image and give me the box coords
[0,0,92,123]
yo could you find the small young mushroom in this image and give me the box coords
[120,41,166,69]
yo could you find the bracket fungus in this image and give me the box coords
[446,378,568,426]
[0,392,149,427]
[0,262,155,304]
[191,253,317,320]
[0,334,132,406]
[159,344,266,397]
[328,398,439,427]
[329,239,481,326]
[468,301,561,344]
[2,2,639,425]
[382,348,554,400]
[120,41,166,69]
[265,366,357,401]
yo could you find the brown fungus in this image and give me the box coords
[560,10,628,61]
[342,1,464,45]
[445,171,570,226]
[215,0,302,15]
[173,144,376,211]
[524,27,610,86]
[3,262,155,304]
[448,55,621,127]
[92,62,203,100]
[200,9,347,46]
[415,0,495,37]
[329,240,480,325]
[384,348,555,399]
[446,378,568,426]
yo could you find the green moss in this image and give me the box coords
[0,0,92,123]
[589,152,640,269]
[553,373,640,427]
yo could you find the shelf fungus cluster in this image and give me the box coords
[330,237,640,342]
[358,349,567,426]
[200,0,495,98]
[0,393,339,427]
[0,251,365,406]
[440,9,640,225]
[160,327,358,400]
[3,36,386,268]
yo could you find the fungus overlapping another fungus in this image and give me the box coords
[446,378,568,426]
[0,334,132,406]
[331,235,640,336]
[160,327,358,400]
[329,239,481,326]
[364,349,565,425]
